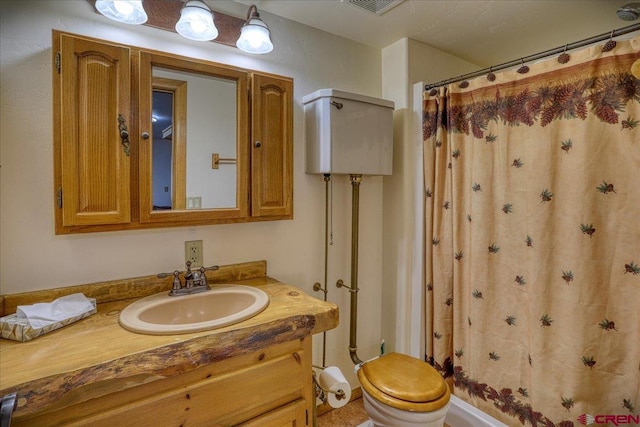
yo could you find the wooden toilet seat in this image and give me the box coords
[357,352,451,412]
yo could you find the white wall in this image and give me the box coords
[381,38,478,357]
[0,0,383,389]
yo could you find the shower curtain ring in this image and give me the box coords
[517,58,530,74]
[487,66,496,82]
[603,30,617,52]
[558,44,571,64]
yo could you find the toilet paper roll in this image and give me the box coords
[318,366,351,408]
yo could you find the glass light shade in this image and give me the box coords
[236,18,273,54]
[95,0,148,25]
[175,0,218,41]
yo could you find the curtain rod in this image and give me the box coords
[424,23,640,91]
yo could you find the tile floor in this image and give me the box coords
[316,397,369,427]
[316,398,452,427]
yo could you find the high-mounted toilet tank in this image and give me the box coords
[303,89,394,176]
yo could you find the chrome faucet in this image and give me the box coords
[158,261,220,296]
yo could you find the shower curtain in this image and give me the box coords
[423,36,640,426]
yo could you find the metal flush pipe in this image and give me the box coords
[312,174,332,368]
[337,174,364,365]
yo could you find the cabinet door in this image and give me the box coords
[137,51,250,224]
[57,34,131,227]
[236,399,308,427]
[251,74,293,218]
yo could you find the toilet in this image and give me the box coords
[356,352,451,427]
[302,91,448,426]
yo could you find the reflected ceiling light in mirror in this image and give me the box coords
[95,0,148,25]
[175,0,219,41]
[236,4,273,54]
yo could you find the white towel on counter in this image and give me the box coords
[16,293,95,329]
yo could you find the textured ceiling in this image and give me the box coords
[230,0,637,68]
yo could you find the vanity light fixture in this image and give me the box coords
[175,0,219,41]
[95,0,148,25]
[236,4,273,54]
[90,0,273,54]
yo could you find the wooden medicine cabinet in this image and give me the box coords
[53,30,293,234]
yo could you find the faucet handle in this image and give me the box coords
[198,267,208,287]
[158,270,184,290]
[198,266,219,286]
[172,270,182,290]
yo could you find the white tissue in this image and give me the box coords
[319,366,351,408]
[16,293,95,329]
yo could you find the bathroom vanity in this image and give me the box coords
[0,261,338,426]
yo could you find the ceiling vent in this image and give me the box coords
[345,0,405,16]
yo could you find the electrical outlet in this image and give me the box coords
[186,196,202,209]
[185,240,203,267]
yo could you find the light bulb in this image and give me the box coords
[95,0,148,25]
[113,1,134,16]
[175,0,218,41]
[236,17,273,54]
[189,19,207,35]
[249,38,261,49]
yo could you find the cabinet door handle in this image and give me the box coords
[117,114,131,156]
[1,392,17,427]
[254,141,262,148]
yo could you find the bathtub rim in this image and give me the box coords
[444,394,510,427]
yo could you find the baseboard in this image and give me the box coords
[316,386,363,417]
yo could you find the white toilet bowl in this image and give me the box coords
[357,353,451,427]
[361,389,450,427]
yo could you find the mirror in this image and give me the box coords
[151,79,183,210]
[152,68,237,210]
[139,51,249,224]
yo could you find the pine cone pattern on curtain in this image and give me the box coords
[423,37,640,426]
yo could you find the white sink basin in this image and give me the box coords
[119,285,269,335]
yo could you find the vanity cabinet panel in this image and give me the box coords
[80,350,307,426]
[55,34,131,229]
[251,74,293,218]
[237,399,307,426]
[17,338,313,427]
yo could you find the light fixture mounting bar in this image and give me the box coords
[86,0,245,47]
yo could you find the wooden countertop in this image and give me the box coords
[0,262,339,419]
